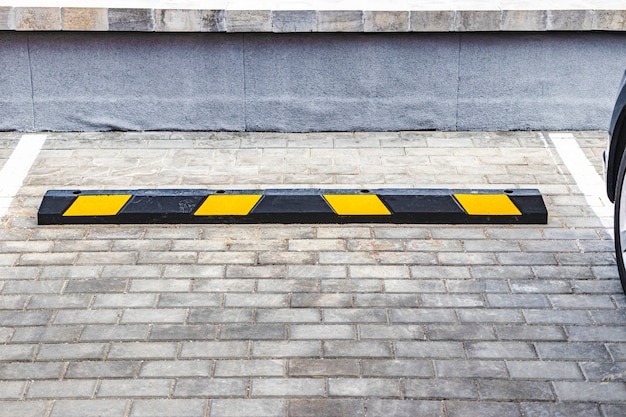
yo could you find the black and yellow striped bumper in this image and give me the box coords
[37,188,548,225]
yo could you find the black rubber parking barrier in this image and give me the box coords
[37,188,547,225]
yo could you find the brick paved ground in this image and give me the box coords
[0,131,625,417]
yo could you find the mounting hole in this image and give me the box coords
[504,189,513,194]
[72,191,81,195]
[360,189,370,193]
[216,190,225,194]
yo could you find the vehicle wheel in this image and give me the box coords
[614,150,626,295]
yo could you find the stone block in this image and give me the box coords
[456,10,502,32]
[50,400,129,417]
[364,11,409,32]
[98,379,173,398]
[317,11,363,32]
[548,10,592,31]
[28,380,97,399]
[594,10,626,31]
[410,10,453,32]
[328,378,400,397]
[273,10,316,33]
[15,7,61,30]
[173,378,247,397]
[155,9,201,32]
[251,378,325,397]
[501,10,547,31]
[289,400,365,417]
[62,8,108,31]
[201,10,226,32]
[210,399,285,417]
[225,10,272,32]
[0,7,12,30]
[108,8,154,32]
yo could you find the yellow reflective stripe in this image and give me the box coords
[194,194,262,216]
[323,194,391,215]
[454,194,521,216]
[63,195,132,217]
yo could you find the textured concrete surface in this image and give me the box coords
[0,130,625,416]
[2,32,626,132]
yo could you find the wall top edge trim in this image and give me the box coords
[0,2,625,32]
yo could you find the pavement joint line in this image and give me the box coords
[0,134,47,219]
[548,132,613,230]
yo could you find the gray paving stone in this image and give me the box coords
[0,311,52,326]
[11,326,81,343]
[421,294,485,308]
[328,378,400,398]
[98,379,173,398]
[404,379,476,400]
[579,361,626,381]
[180,341,249,359]
[507,360,584,380]
[523,309,592,325]
[80,325,149,342]
[427,324,496,341]
[140,360,212,378]
[210,399,285,417]
[496,325,567,341]
[108,342,178,359]
[0,400,50,417]
[444,401,521,417]
[174,378,246,398]
[362,359,432,377]
[252,378,325,398]
[188,308,253,324]
[324,341,392,358]
[486,294,550,308]
[66,361,140,379]
[566,325,626,342]
[213,359,285,379]
[131,399,207,417]
[535,342,612,361]
[37,343,107,361]
[522,402,602,417]
[0,381,27,399]
[158,293,223,308]
[366,399,443,417]
[435,360,507,379]
[252,341,320,358]
[49,399,128,417]
[324,308,388,323]
[220,324,285,340]
[554,381,626,402]
[289,324,354,340]
[288,359,359,377]
[477,379,554,401]
[390,309,456,324]
[395,341,464,359]
[291,294,352,308]
[27,380,96,399]
[257,308,319,324]
[92,294,157,308]
[466,342,537,359]
[288,399,364,417]
[602,404,626,417]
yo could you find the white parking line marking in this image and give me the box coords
[549,132,613,230]
[0,134,47,219]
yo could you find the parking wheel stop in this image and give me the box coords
[37,188,548,225]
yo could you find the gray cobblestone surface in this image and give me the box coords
[0,131,624,416]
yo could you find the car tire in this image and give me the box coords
[614,149,626,295]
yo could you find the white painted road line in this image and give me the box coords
[549,132,613,230]
[0,134,47,218]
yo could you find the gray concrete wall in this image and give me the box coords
[1,31,625,132]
